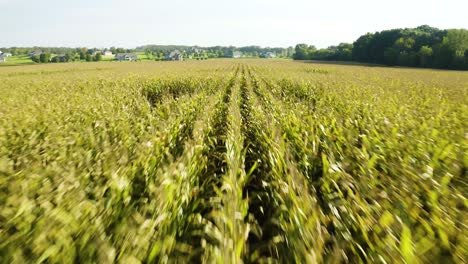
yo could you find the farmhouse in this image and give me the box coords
[1,52,12,57]
[92,50,111,56]
[166,50,183,61]
[115,53,138,61]
[261,52,276,58]
[29,50,42,57]
[232,51,243,58]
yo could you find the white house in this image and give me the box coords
[232,51,243,58]
[2,52,12,57]
[261,52,276,58]
[115,53,138,61]
[103,51,113,56]
[166,50,183,61]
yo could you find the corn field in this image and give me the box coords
[0,60,467,263]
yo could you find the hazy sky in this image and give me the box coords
[1,0,467,48]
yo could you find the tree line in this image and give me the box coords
[294,25,468,70]
[0,47,132,57]
[136,45,294,58]
[30,52,104,64]
[0,47,131,63]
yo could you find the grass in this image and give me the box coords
[0,55,36,66]
[0,60,466,263]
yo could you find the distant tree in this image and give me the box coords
[51,56,66,63]
[446,29,468,54]
[293,44,310,60]
[85,54,93,62]
[384,47,399,65]
[432,39,453,69]
[81,48,88,57]
[64,53,72,62]
[352,33,374,62]
[395,37,415,51]
[336,43,353,60]
[31,55,40,63]
[418,46,433,67]
[39,53,50,63]
[145,49,153,60]
[310,49,334,60]
[94,52,102,61]
[346,25,467,69]
[398,51,418,67]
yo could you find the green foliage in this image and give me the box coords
[418,46,433,67]
[39,53,50,63]
[351,25,468,69]
[295,25,468,69]
[85,54,93,62]
[0,60,466,263]
[31,54,40,63]
[94,52,102,62]
[293,44,312,60]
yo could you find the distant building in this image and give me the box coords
[0,55,6,63]
[92,51,111,56]
[115,53,138,61]
[51,54,68,62]
[232,51,243,58]
[3,52,12,57]
[166,50,183,61]
[190,47,204,54]
[261,52,276,58]
[29,50,42,57]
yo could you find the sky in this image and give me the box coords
[1,0,467,48]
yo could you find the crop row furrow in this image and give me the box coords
[246,67,330,262]
[165,68,239,262]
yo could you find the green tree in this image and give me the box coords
[85,54,93,62]
[145,49,153,60]
[446,29,468,55]
[395,37,415,51]
[398,51,418,67]
[39,53,50,63]
[384,47,399,65]
[352,33,374,62]
[94,52,102,61]
[293,44,310,60]
[31,55,40,63]
[432,39,452,69]
[418,46,433,67]
[64,53,71,62]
